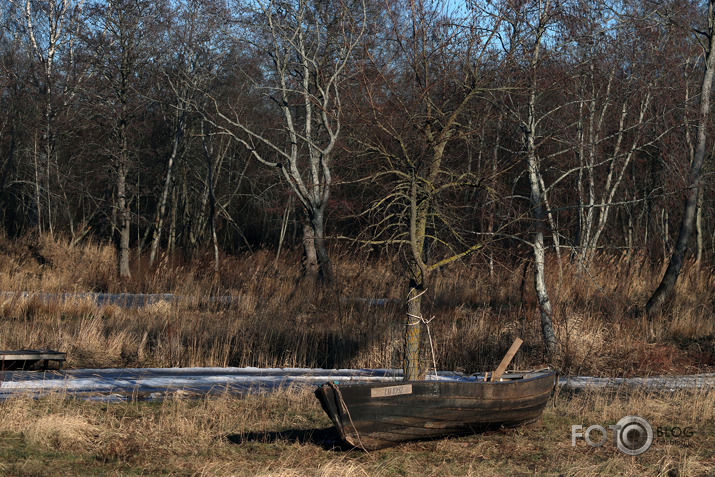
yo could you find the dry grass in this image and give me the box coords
[0,234,712,376]
[0,385,711,476]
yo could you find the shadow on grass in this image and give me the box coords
[226,426,353,451]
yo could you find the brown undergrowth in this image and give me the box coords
[0,234,712,376]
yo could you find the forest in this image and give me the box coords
[1,0,714,379]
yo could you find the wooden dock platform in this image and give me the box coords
[0,350,66,371]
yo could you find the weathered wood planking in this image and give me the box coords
[0,350,66,371]
[315,368,556,450]
[370,384,412,397]
[490,337,523,382]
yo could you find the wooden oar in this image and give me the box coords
[490,337,523,382]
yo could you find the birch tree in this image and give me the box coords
[148,0,220,267]
[8,0,86,235]
[569,18,656,265]
[499,0,560,355]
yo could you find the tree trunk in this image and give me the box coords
[661,209,670,260]
[524,0,557,356]
[298,206,334,286]
[646,4,715,315]
[149,109,184,267]
[489,113,502,279]
[528,157,558,355]
[168,184,177,255]
[404,285,423,381]
[275,196,292,266]
[44,92,53,238]
[695,188,703,271]
[312,207,334,285]
[33,133,42,233]
[302,222,319,283]
[201,122,221,272]
[208,163,219,274]
[117,153,131,278]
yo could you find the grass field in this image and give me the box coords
[0,386,712,476]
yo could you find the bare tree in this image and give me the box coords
[647,0,715,314]
[567,5,657,266]
[204,0,366,285]
[148,0,217,267]
[496,0,560,355]
[83,0,161,277]
[201,120,224,272]
[8,0,86,236]
[353,0,504,380]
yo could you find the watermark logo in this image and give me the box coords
[656,426,696,447]
[572,415,654,456]
[614,416,654,455]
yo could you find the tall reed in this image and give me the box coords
[0,234,712,375]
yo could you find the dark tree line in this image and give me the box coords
[1,0,713,371]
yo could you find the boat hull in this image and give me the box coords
[315,369,556,450]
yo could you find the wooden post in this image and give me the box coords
[490,338,523,382]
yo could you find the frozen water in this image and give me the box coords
[1,367,712,401]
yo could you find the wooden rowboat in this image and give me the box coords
[315,367,556,450]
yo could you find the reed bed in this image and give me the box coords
[0,234,712,376]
